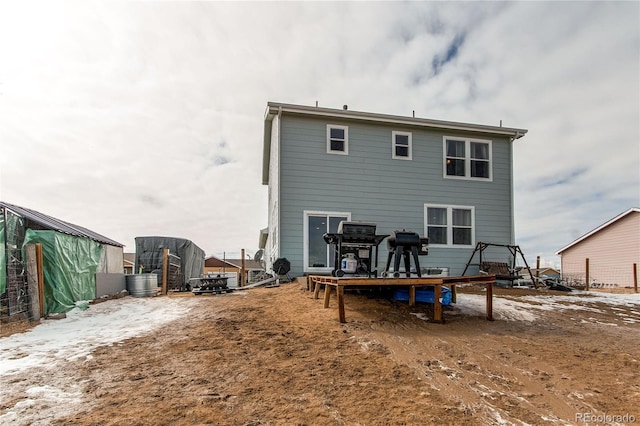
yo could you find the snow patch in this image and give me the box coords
[0,296,202,425]
[454,292,640,323]
[1,296,198,376]
[455,295,538,322]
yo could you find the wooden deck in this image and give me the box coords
[308,275,496,323]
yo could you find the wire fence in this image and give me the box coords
[561,260,638,290]
[166,254,182,291]
[0,208,33,323]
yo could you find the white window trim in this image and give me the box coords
[392,131,412,160]
[424,204,475,248]
[442,136,493,181]
[326,124,349,155]
[303,210,351,273]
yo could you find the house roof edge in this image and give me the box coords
[265,101,528,138]
[0,201,124,247]
[555,207,640,255]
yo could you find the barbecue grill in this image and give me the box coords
[383,230,429,278]
[323,221,388,277]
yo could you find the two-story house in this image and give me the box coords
[260,102,527,278]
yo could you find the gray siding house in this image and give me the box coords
[261,102,527,278]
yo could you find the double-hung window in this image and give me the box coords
[424,204,475,247]
[303,211,351,272]
[443,137,492,180]
[327,125,348,155]
[392,131,412,160]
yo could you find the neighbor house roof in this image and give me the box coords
[262,102,528,185]
[0,201,124,247]
[204,256,263,270]
[556,208,640,255]
[528,267,560,275]
[204,256,238,268]
[225,259,264,269]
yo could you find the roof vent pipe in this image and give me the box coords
[343,105,348,110]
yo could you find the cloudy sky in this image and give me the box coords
[0,1,638,267]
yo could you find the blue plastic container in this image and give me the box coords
[393,286,452,306]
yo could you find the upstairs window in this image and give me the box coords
[327,125,349,155]
[392,131,412,160]
[443,137,492,180]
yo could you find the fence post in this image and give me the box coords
[241,248,246,288]
[162,248,169,295]
[25,244,40,322]
[536,256,540,284]
[36,243,44,316]
[634,263,638,293]
[585,258,590,291]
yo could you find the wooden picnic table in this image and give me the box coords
[308,274,496,323]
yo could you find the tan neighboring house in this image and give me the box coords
[123,253,135,274]
[204,256,265,287]
[556,208,640,286]
[527,267,560,279]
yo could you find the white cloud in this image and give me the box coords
[0,1,637,264]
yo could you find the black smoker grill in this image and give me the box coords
[383,230,429,278]
[323,221,388,277]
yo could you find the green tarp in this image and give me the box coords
[23,229,103,314]
[0,211,5,295]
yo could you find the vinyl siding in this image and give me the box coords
[277,114,515,277]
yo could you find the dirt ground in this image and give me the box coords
[10,280,640,425]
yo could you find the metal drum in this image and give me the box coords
[126,274,158,297]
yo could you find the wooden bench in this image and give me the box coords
[480,262,521,282]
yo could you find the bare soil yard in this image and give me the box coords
[14,281,640,425]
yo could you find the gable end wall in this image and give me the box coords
[560,212,640,286]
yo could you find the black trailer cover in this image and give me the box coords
[134,236,205,289]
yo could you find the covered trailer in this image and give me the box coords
[134,236,205,291]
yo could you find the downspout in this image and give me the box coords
[275,106,282,264]
[509,131,521,246]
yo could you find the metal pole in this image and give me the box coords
[634,263,638,293]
